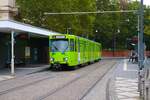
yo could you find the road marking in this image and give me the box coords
[0,75,14,81]
[123,59,127,71]
[115,77,139,100]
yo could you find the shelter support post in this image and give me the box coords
[11,30,15,76]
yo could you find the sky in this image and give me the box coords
[143,0,150,5]
[133,0,150,6]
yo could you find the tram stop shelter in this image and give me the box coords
[0,20,59,75]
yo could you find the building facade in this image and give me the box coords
[0,0,17,20]
[0,0,52,68]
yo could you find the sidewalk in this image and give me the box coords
[115,59,140,100]
[145,58,150,68]
[0,64,49,82]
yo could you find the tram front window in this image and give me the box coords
[51,40,69,52]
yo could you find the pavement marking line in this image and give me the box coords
[0,75,14,81]
[115,77,139,100]
[123,59,127,71]
[113,59,141,100]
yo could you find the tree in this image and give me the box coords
[93,0,142,50]
[16,0,150,50]
[94,0,121,49]
[144,6,150,50]
[16,0,96,36]
[144,6,150,35]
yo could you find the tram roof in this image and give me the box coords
[0,20,60,36]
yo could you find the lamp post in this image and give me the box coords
[113,29,120,57]
[95,29,98,33]
[95,29,98,41]
[66,27,71,34]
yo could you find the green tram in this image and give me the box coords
[49,34,102,69]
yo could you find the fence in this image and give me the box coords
[102,50,150,57]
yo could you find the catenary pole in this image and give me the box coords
[139,0,144,70]
[139,0,144,69]
[138,0,145,97]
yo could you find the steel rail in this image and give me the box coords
[79,62,117,100]
[36,61,108,100]
[0,61,105,96]
[0,76,54,95]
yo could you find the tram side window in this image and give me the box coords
[75,39,77,51]
[49,41,52,50]
[70,39,74,51]
[78,38,80,52]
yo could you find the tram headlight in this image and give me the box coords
[50,58,54,62]
[64,58,68,62]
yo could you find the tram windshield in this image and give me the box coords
[51,39,69,52]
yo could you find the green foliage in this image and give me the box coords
[16,0,96,36]
[94,0,122,49]
[144,7,150,50]
[16,0,150,50]
[144,7,150,35]
[94,0,142,50]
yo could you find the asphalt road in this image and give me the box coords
[0,60,118,100]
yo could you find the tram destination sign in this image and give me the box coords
[53,35,66,39]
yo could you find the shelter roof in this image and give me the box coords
[0,20,60,36]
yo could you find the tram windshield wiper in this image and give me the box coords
[51,39,69,52]
[52,44,60,51]
[62,46,68,54]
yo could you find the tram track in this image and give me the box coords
[0,76,54,95]
[35,61,109,100]
[36,61,117,100]
[79,63,116,100]
[0,60,107,97]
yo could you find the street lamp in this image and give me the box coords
[94,29,98,41]
[113,29,120,57]
[66,27,71,34]
[117,29,120,33]
[95,29,98,33]
[125,19,130,22]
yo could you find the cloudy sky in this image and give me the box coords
[132,0,150,5]
[144,0,150,5]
